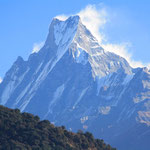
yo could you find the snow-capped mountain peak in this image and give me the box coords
[44,15,132,78]
[53,15,80,46]
[1,15,150,150]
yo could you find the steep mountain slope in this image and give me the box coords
[0,105,116,150]
[0,15,150,150]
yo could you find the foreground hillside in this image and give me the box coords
[0,105,116,150]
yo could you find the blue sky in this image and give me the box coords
[0,0,150,79]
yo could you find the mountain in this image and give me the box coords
[0,15,150,150]
[0,105,116,150]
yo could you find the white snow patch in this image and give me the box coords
[1,80,16,105]
[80,116,88,124]
[50,18,79,75]
[91,45,100,49]
[52,84,65,105]
[56,27,78,57]
[19,92,35,112]
[99,106,111,115]
[54,16,79,46]
[73,87,89,108]
[0,68,29,105]
[113,87,126,106]
[96,74,112,95]
[110,61,114,67]
[32,42,44,53]
[133,91,150,104]
[73,47,88,65]
[117,106,127,122]
[54,21,67,45]
[13,82,32,107]
[126,108,135,118]
[34,60,52,89]
[44,84,65,118]
[122,74,134,85]
[35,62,43,74]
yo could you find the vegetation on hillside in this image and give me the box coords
[0,105,116,150]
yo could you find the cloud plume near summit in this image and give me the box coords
[56,4,150,68]
[0,77,2,83]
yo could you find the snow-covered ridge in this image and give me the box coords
[53,16,80,46]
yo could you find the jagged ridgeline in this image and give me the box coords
[0,105,116,150]
[1,15,150,150]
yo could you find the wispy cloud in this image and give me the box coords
[102,43,140,68]
[32,41,44,53]
[77,4,150,68]
[102,43,150,68]
[55,14,68,21]
[78,4,108,43]
[0,77,2,83]
[56,4,107,43]
[55,4,150,68]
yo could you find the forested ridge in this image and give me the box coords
[0,105,116,150]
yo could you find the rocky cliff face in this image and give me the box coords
[0,15,150,150]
